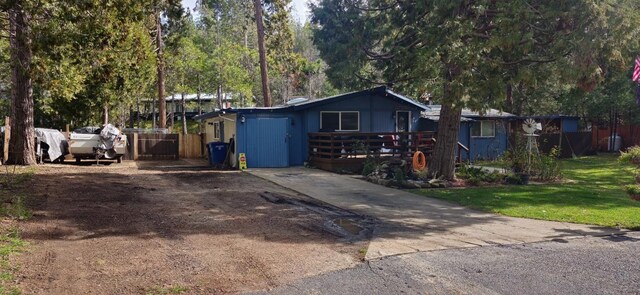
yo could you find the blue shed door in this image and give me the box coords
[245,118,290,167]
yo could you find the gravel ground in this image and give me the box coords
[12,161,368,294]
[255,231,640,295]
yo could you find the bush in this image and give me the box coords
[625,184,640,195]
[393,168,406,183]
[361,157,377,177]
[505,135,562,181]
[504,173,525,185]
[536,147,562,181]
[412,168,431,181]
[504,136,529,173]
[619,146,640,165]
[456,164,505,186]
[625,185,640,201]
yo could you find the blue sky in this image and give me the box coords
[181,0,311,23]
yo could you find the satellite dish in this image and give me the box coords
[522,118,542,135]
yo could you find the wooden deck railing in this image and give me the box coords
[308,132,435,172]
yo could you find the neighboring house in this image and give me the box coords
[420,106,517,161]
[195,86,428,168]
[138,93,236,120]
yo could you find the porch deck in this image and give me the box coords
[308,131,436,172]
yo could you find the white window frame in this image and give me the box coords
[395,111,411,132]
[320,111,360,131]
[213,122,221,140]
[471,120,496,138]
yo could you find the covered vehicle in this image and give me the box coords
[69,124,127,163]
[35,128,69,163]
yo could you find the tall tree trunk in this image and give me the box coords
[429,103,462,180]
[7,6,36,165]
[429,65,462,180]
[152,95,156,128]
[181,93,187,135]
[170,94,175,130]
[253,0,272,107]
[136,97,140,128]
[197,74,202,115]
[505,83,514,114]
[102,104,108,125]
[217,85,222,109]
[156,11,167,128]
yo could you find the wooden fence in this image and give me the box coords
[124,133,204,160]
[178,133,205,159]
[539,132,592,158]
[592,123,640,151]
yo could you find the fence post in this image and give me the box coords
[133,133,139,161]
[178,133,184,159]
[3,117,10,163]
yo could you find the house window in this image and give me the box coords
[213,122,221,139]
[471,120,496,137]
[320,111,360,131]
[396,111,410,132]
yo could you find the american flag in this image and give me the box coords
[634,56,640,82]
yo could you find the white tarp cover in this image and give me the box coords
[99,124,121,150]
[35,128,67,160]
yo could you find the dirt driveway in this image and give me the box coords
[13,161,366,294]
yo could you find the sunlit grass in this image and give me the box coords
[414,155,640,229]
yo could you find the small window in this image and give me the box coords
[471,120,496,137]
[320,112,360,131]
[213,122,221,139]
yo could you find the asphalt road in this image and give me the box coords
[252,232,640,295]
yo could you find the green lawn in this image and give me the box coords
[413,155,640,229]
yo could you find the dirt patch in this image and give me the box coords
[11,161,367,294]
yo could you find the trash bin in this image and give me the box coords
[207,142,227,165]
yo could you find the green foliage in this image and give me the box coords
[27,1,160,128]
[361,157,377,177]
[619,146,640,165]
[457,164,505,186]
[504,173,525,185]
[412,169,431,181]
[536,147,562,181]
[0,228,27,295]
[504,136,561,180]
[146,285,188,295]
[624,185,640,197]
[393,168,405,183]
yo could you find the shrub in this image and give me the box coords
[361,157,377,177]
[504,173,525,185]
[625,185,640,201]
[456,164,505,185]
[504,136,530,173]
[393,168,406,183]
[619,146,640,165]
[413,168,431,181]
[536,147,562,181]
[625,184,640,195]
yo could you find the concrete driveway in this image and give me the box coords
[249,167,624,260]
